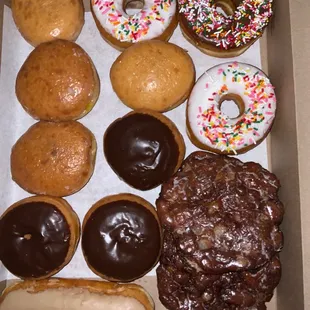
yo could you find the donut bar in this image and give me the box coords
[82,194,162,282]
[104,110,185,190]
[11,0,84,47]
[16,40,100,121]
[91,0,177,50]
[110,40,195,112]
[0,196,80,280]
[0,278,154,310]
[187,62,276,154]
[179,0,273,57]
[156,151,284,309]
[11,121,97,197]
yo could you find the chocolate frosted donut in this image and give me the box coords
[0,196,80,279]
[82,194,162,282]
[104,110,185,190]
[178,0,273,57]
[156,151,284,309]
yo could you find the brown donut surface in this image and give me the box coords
[110,40,195,112]
[12,0,84,46]
[16,40,99,121]
[11,121,97,197]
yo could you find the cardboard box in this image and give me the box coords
[0,0,307,309]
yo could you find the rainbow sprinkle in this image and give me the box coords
[179,0,273,49]
[94,0,174,42]
[195,63,275,153]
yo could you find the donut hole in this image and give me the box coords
[219,94,244,119]
[24,234,32,240]
[123,0,145,16]
[214,0,236,17]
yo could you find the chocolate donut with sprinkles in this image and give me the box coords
[179,0,273,57]
[91,0,177,50]
[186,62,276,155]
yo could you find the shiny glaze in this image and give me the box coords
[156,151,284,309]
[157,151,283,273]
[82,200,161,281]
[12,0,84,47]
[0,202,70,278]
[179,0,273,50]
[104,113,179,190]
[16,40,97,121]
[157,255,281,309]
[10,121,95,197]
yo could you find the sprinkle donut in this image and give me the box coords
[179,0,273,57]
[186,62,276,155]
[91,0,177,50]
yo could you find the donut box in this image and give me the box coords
[0,0,308,309]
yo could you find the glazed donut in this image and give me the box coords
[91,0,177,50]
[179,0,273,57]
[11,0,84,47]
[187,62,276,155]
[11,121,97,197]
[110,40,195,112]
[16,40,100,122]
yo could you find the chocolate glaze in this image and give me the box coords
[179,0,272,49]
[157,255,281,310]
[156,151,283,309]
[104,113,179,190]
[82,200,161,281]
[0,202,70,278]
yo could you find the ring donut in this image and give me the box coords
[179,0,273,57]
[186,62,276,154]
[91,0,177,50]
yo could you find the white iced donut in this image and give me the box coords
[187,62,276,155]
[91,0,177,49]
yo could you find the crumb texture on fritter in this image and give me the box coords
[157,151,283,310]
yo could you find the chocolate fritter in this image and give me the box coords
[0,202,70,278]
[157,255,281,310]
[156,151,284,309]
[82,200,161,281]
[104,113,180,190]
[157,151,283,273]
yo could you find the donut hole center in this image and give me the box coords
[219,94,244,119]
[123,0,145,16]
[24,234,32,240]
[214,0,236,17]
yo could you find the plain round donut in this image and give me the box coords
[91,0,177,50]
[187,62,276,155]
[110,40,195,112]
[179,0,273,57]
[11,0,84,47]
